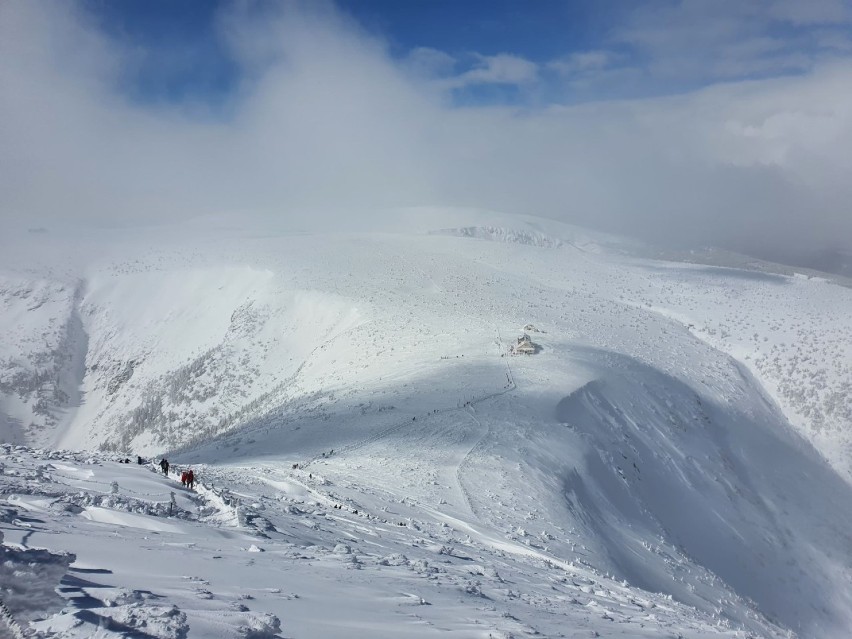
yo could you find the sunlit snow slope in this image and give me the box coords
[1,211,851,638]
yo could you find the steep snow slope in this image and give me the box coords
[62,266,364,452]
[625,262,852,480]
[0,276,85,446]
[1,211,851,638]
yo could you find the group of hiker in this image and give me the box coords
[180,468,195,489]
[158,458,196,490]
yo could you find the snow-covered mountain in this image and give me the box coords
[1,210,851,638]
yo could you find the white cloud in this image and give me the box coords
[404,46,457,77]
[444,53,538,89]
[814,28,852,52]
[549,50,616,76]
[611,0,852,82]
[767,0,852,26]
[1,0,852,265]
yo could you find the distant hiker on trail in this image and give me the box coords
[137,456,144,465]
[187,469,195,490]
[180,470,188,487]
[160,459,169,475]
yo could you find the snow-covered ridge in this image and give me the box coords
[2,228,850,480]
[0,445,280,638]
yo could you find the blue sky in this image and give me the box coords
[3,0,852,264]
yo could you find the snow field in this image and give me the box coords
[1,211,851,637]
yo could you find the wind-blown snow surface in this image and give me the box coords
[1,212,851,638]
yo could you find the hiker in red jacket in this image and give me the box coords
[180,470,188,487]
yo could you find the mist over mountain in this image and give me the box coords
[2,0,852,266]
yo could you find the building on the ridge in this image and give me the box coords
[512,333,537,355]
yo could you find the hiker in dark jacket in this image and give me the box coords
[187,469,195,489]
[160,459,169,475]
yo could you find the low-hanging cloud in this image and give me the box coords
[1,0,851,267]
